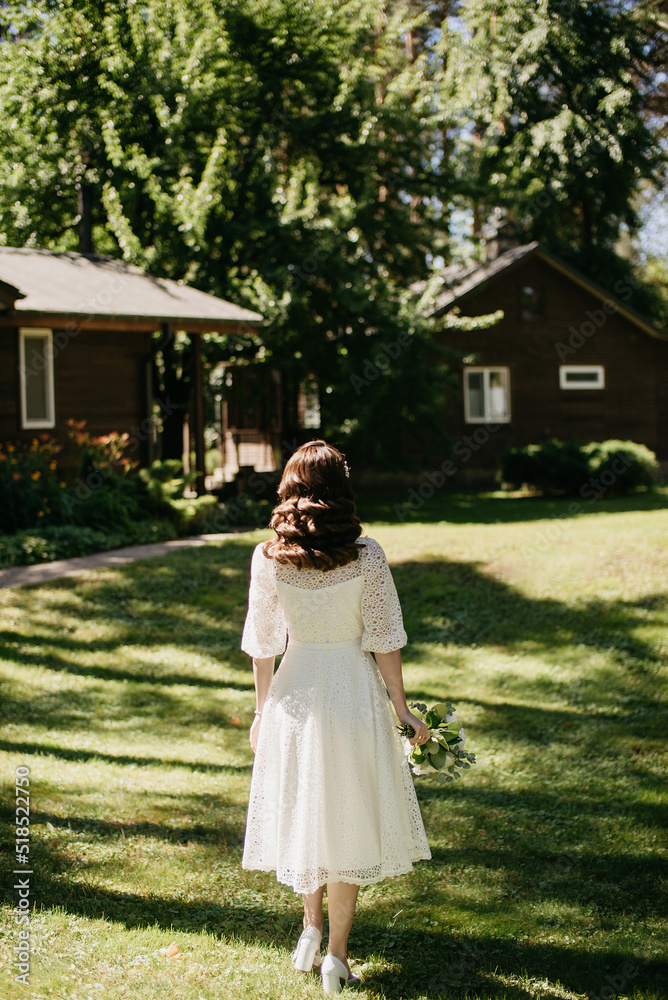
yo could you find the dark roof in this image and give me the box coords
[418,242,667,342]
[0,248,262,330]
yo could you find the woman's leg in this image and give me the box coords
[302,885,325,933]
[326,881,359,970]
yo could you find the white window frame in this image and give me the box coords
[463,366,511,424]
[19,327,55,429]
[559,365,605,390]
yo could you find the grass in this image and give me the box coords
[0,491,667,1000]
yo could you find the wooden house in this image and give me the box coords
[423,239,668,483]
[0,248,262,491]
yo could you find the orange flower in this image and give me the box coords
[37,510,44,517]
[12,472,21,482]
[60,481,67,488]
[49,461,57,470]
[31,471,41,481]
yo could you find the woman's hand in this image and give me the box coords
[250,714,262,753]
[396,707,431,747]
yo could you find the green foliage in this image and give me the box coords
[435,1,668,330]
[139,459,196,500]
[0,0,474,465]
[168,494,220,533]
[65,418,138,479]
[584,439,659,491]
[398,701,477,781]
[0,426,181,544]
[499,438,659,495]
[0,0,665,464]
[440,2,666,283]
[0,518,177,568]
[0,436,68,533]
[170,495,273,533]
[62,473,174,530]
[499,439,592,495]
[61,422,179,529]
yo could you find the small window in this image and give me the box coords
[520,286,545,320]
[19,328,55,429]
[464,367,510,423]
[559,365,605,390]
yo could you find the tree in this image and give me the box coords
[437,0,667,322]
[0,0,481,468]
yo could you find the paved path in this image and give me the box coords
[0,534,236,590]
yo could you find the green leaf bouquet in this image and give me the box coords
[397,702,476,783]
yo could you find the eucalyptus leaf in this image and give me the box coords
[429,745,448,769]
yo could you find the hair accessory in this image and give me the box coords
[343,461,350,478]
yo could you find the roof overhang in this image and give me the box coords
[0,311,262,335]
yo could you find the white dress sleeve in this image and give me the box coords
[241,544,288,658]
[360,539,408,653]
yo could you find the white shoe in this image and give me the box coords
[292,925,322,972]
[320,954,349,994]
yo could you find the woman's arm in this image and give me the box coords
[249,655,275,752]
[374,649,429,745]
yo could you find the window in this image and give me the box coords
[19,328,55,429]
[464,367,510,423]
[520,286,545,320]
[559,365,605,390]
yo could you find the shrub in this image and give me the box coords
[0,436,69,533]
[169,495,220,534]
[499,439,658,495]
[170,495,272,533]
[583,440,658,492]
[139,459,196,500]
[0,519,178,569]
[498,439,590,494]
[61,469,176,530]
[65,418,138,479]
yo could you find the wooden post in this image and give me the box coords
[191,332,206,496]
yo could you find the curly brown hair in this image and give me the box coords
[262,440,362,570]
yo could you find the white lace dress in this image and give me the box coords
[240,537,431,895]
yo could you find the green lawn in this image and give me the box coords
[1,496,667,1000]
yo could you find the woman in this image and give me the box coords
[241,440,431,994]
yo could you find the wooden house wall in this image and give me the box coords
[0,325,152,467]
[436,256,668,476]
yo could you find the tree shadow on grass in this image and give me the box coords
[6,858,665,999]
[393,558,666,684]
[0,737,252,774]
[0,632,254,691]
[2,543,666,997]
[356,487,668,525]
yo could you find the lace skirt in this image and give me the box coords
[241,637,431,894]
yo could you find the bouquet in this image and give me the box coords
[397,702,476,783]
